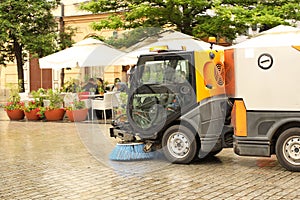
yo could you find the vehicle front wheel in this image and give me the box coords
[276,127,300,172]
[162,125,198,164]
[207,148,223,157]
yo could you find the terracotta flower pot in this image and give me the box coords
[66,109,88,122]
[44,108,65,121]
[24,109,40,121]
[6,109,25,121]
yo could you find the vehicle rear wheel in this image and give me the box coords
[275,127,300,172]
[162,125,198,164]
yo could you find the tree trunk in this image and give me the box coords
[14,40,25,92]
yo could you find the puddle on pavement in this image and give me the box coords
[256,156,278,168]
[74,122,172,175]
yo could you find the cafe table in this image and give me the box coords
[78,93,104,120]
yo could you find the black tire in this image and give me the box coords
[162,125,198,164]
[208,148,222,157]
[275,127,300,172]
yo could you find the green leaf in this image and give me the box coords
[80,0,300,44]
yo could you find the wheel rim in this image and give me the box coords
[283,136,300,166]
[167,131,190,159]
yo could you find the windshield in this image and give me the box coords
[127,52,196,133]
[141,59,190,84]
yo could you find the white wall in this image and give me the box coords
[52,0,92,17]
[234,46,300,111]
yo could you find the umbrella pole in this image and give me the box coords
[61,68,65,88]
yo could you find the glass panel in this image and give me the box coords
[141,61,164,84]
[141,59,191,84]
[129,56,195,131]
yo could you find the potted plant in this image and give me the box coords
[66,99,88,122]
[3,83,25,120]
[104,81,109,90]
[89,87,96,95]
[43,89,65,121]
[98,86,105,95]
[61,78,81,93]
[23,100,42,120]
[4,101,25,121]
[23,88,46,120]
[98,80,109,95]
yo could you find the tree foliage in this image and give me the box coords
[80,0,300,44]
[80,0,212,36]
[0,0,74,91]
[105,27,163,49]
[195,0,300,40]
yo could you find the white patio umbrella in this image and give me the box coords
[111,49,156,65]
[39,38,125,69]
[111,30,224,65]
[233,25,300,48]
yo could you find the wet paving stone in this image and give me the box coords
[0,109,299,199]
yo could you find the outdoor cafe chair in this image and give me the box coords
[91,92,119,123]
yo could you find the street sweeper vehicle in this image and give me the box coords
[110,46,234,163]
[225,25,300,171]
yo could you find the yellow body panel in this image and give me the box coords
[195,50,225,102]
[292,45,300,51]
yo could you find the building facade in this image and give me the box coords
[0,0,125,98]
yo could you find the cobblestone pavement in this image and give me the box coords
[0,109,299,200]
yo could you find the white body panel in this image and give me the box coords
[230,25,300,111]
[233,46,300,111]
